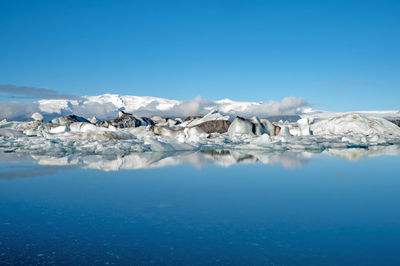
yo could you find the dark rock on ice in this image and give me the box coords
[273,125,281,136]
[142,117,155,126]
[184,115,203,122]
[192,120,232,134]
[99,111,154,128]
[148,125,184,137]
[51,115,90,125]
[389,120,400,127]
[249,117,269,136]
[227,116,281,137]
[166,118,181,126]
[150,117,181,126]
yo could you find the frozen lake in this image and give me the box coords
[1,148,400,265]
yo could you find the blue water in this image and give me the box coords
[1,153,400,265]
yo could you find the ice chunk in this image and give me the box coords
[31,112,44,122]
[69,122,100,132]
[251,134,272,144]
[260,119,274,135]
[89,116,100,124]
[296,118,312,136]
[278,126,292,137]
[145,136,197,151]
[50,125,69,133]
[184,127,208,142]
[185,109,230,127]
[249,117,269,135]
[0,128,25,138]
[148,126,185,137]
[228,117,256,138]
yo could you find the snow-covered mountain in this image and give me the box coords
[35,94,310,120]
[1,93,399,121]
[36,94,400,121]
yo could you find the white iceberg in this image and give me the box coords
[31,112,44,122]
[311,113,400,136]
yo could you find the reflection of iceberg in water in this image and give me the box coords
[31,150,314,171]
[0,150,313,177]
[323,145,400,161]
[0,145,399,178]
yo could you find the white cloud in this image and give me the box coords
[0,101,40,120]
[156,96,215,117]
[133,96,309,118]
[235,96,309,117]
[70,102,119,120]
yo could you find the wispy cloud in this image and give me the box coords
[0,84,80,100]
[341,77,374,87]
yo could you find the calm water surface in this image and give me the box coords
[0,150,400,265]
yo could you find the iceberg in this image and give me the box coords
[0,92,399,160]
[31,112,44,122]
[311,113,400,136]
[0,108,399,159]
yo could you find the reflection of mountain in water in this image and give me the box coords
[1,145,400,178]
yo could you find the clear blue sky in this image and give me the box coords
[0,0,399,111]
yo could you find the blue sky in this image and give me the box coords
[0,0,399,111]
